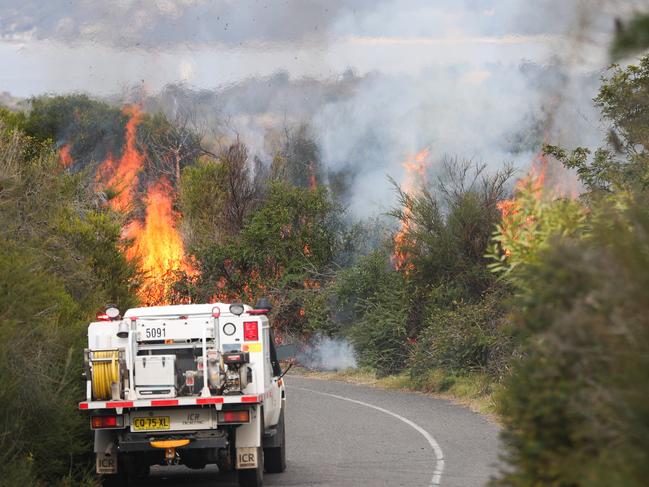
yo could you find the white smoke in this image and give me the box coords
[0,0,634,213]
[297,335,358,371]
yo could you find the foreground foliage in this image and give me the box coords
[492,55,649,487]
[0,117,137,484]
[494,199,649,487]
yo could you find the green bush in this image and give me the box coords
[348,292,409,376]
[410,291,511,379]
[334,251,410,375]
[0,121,137,484]
[493,200,649,487]
[491,54,649,487]
[179,157,229,247]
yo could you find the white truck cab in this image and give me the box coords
[80,302,287,487]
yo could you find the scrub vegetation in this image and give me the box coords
[0,117,137,485]
[489,55,649,487]
[2,29,649,487]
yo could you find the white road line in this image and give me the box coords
[293,386,445,486]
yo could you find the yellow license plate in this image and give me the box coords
[132,416,171,431]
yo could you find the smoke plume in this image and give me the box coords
[0,0,642,215]
[297,335,358,371]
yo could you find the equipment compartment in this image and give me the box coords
[134,354,176,398]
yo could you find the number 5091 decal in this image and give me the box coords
[144,327,165,339]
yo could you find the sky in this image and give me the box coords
[0,0,617,96]
[0,0,641,216]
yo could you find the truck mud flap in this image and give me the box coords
[96,451,118,474]
[236,447,260,469]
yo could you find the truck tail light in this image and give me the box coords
[96,313,111,322]
[243,321,258,341]
[212,306,221,318]
[91,415,123,429]
[218,410,250,424]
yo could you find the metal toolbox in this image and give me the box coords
[134,354,176,399]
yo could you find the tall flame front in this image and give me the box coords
[95,106,195,305]
[96,105,145,213]
[59,144,73,168]
[124,178,195,305]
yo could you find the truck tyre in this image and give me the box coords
[133,462,150,479]
[124,453,150,481]
[238,416,264,487]
[238,462,263,487]
[101,454,129,487]
[264,408,286,473]
[101,473,127,487]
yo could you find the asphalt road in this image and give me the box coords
[134,376,501,487]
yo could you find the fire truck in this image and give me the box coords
[79,301,288,487]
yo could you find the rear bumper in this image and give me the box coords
[117,430,229,453]
[80,394,261,411]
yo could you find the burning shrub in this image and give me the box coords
[185,180,340,335]
[391,158,514,301]
[493,56,649,487]
[269,122,323,189]
[488,158,586,283]
[24,94,126,170]
[378,158,516,378]
[335,158,517,378]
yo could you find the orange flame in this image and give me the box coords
[210,276,231,303]
[211,266,272,304]
[392,149,431,272]
[124,178,196,305]
[496,150,548,258]
[94,105,195,305]
[96,105,144,212]
[59,144,73,168]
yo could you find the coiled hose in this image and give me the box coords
[92,351,120,400]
